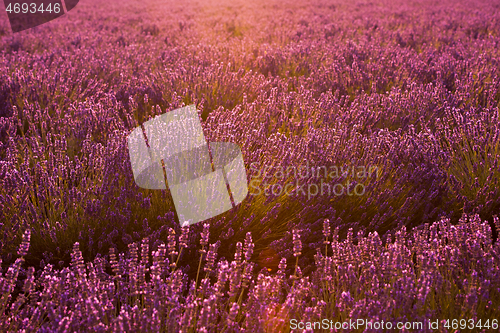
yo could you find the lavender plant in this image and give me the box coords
[1,0,500,330]
[0,216,499,331]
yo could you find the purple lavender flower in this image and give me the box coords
[243,232,254,261]
[293,229,302,257]
[168,228,178,259]
[323,219,331,244]
[204,243,217,274]
[200,223,210,249]
[179,225,189,249]
[17,229,30,257]
[234,241,243,266]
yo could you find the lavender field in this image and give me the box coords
[1,0,500,331]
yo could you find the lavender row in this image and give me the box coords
[0,214,499,331]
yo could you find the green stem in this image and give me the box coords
[292,256,299,289]
[195,246,205,292]
[174,247,183,270]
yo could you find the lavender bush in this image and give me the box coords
[0,216,499,331]
[1,0,500,330]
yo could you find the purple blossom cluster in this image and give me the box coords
[1,0,500,330]
[0,216,499,331]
